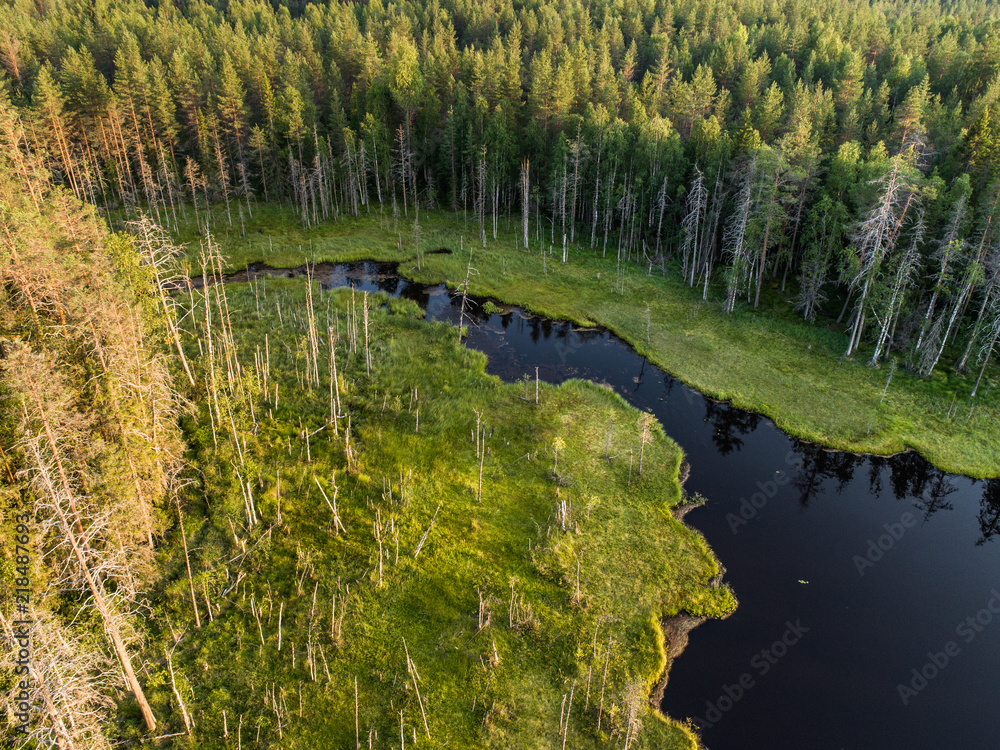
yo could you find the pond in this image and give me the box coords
[231,260,1000,749]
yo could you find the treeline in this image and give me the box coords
[4,0,1000,376]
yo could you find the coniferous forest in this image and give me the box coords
[3,0,1000,747]
[4,0,1000,375]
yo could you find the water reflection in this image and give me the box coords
[788,440,862,507]
[978,479,1000,545]
[866,452,957,510]
[399,282,430,308]
[704,399,761,455]
[375,274,399,295]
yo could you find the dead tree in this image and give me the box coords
[722,159,755,314]
[869,213,924,366]
[10,348,158,733]
[844,153,918,357]
[456,242,477,342]
[125,214,196,386]
[521,159,530,249]
[681,167,706,284]
[972,297,1000,397]
[0,610,116,749]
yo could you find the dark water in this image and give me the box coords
[243,261,1000,750]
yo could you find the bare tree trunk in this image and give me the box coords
[570,125,583,244]
[521,159,530,249]
[972,304,1000,397]
[177,498,201,628]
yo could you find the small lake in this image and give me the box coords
[235,260,1000,750]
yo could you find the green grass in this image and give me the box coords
[146,275,734,748]
[167,202,1000,479]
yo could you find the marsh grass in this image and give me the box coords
[166,203,1000,479]
[150,275,732,748]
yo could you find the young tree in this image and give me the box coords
[749,145,792,309]
[795,196,848,321]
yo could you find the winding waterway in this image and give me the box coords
[229,260,1000,749]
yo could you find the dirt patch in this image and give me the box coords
[650,614,707,708]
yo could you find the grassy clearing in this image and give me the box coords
[169,203,1000,478]
[147,274,733,748]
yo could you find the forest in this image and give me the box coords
[3,0,1000,746]
[4,0,1000,380]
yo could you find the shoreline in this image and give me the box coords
[182,256,985,482]
[652,614,710,710]
[168,201,998,478]
[191,259,735,746]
